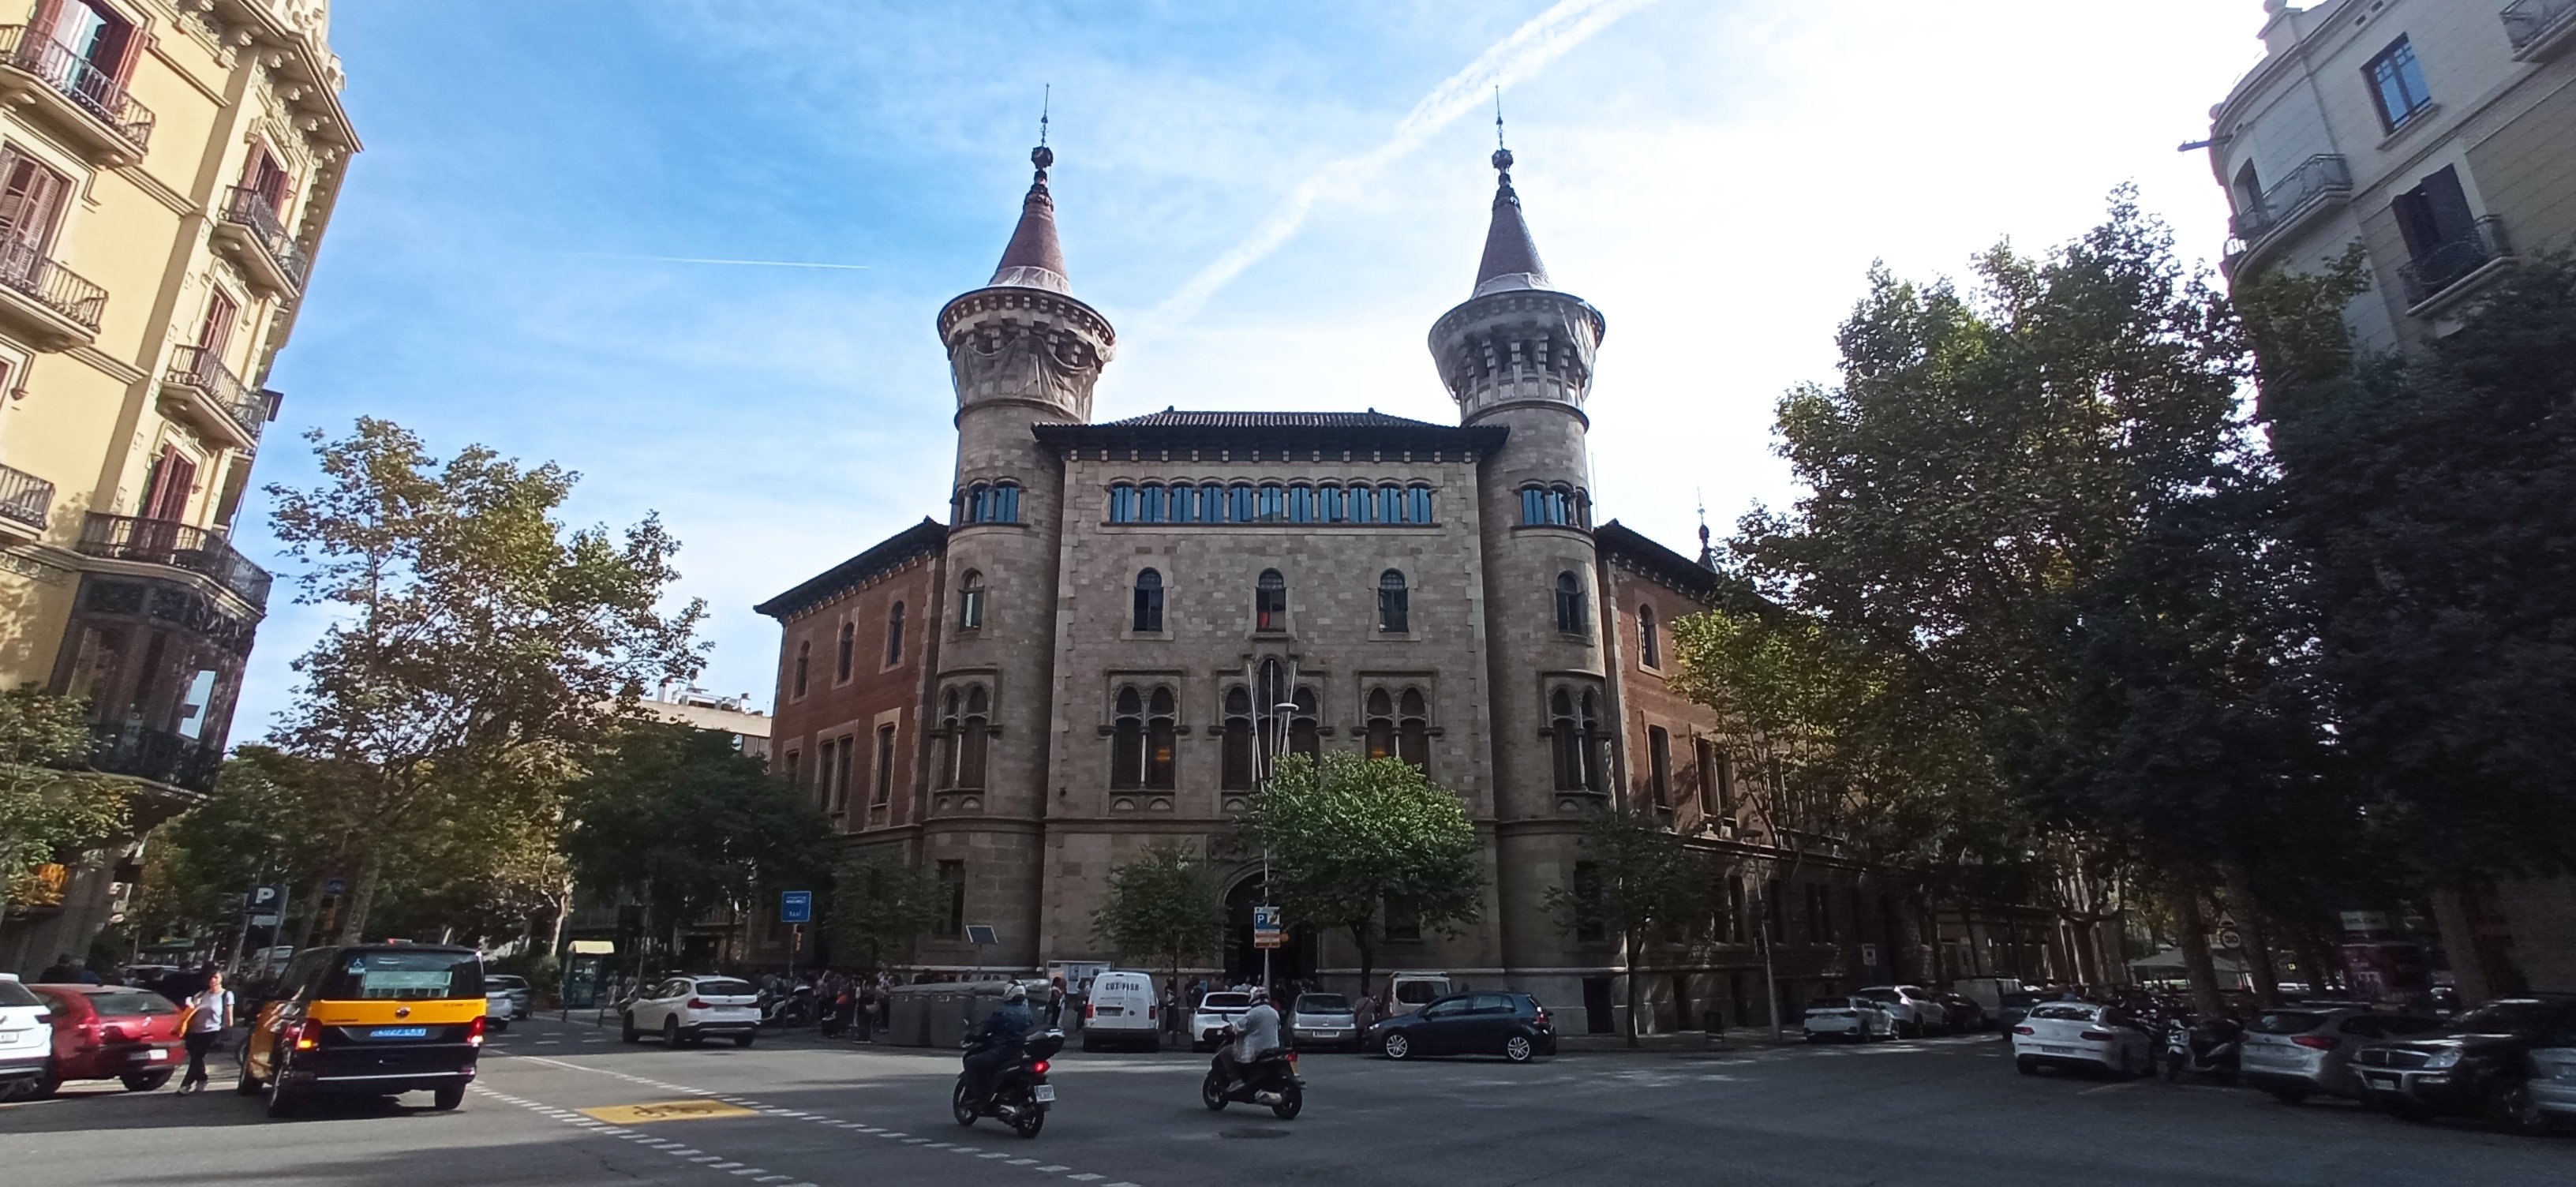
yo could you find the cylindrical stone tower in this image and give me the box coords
[924,144,1115,972]
[1432,146,1609,977]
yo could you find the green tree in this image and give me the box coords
[0,687,127,907]
[1092,844,1223,990]
[564,721,829,960]
[827,853,947,974]
[1237,753,1484,997]
[125,747,331,944]
[264,418,706,942]
[1543,807,1707,1047]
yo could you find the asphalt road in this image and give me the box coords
[1,1013,2566,1187]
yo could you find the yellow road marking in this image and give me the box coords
[580,1099,760,1123]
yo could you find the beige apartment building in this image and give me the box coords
[2209,0,2576,1003]
[0,0,356,975]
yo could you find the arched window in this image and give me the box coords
[1378,485,1404,523]
[1319,484,1342,522]
[1230,484,1256,522]
[1398,687,1430,772]
[1346,484,1374,524]
[1365,689,1397,761]
[958,570,985,630]
[993,481,1020,523]
[1257,483,1285,522]
[1638,605,1661,668]
[1109,483,1136,522]
[1221,686,1255,790]
[1571,487,1590,529]
[1551,688,1582,789]
[1288,485,1315,523]
[1406,485,1433,522]
[967,483,990,523]
[1521,485,1548,525]
[1168,482,1195,523]
[886,601,906,665]
[1147,687,1177,789]
[1110,686,1144,789]
[836,622,855,681]
[1378,569,1409,633]
[1546,486,1571,526]
[793,640,811,698]
[1287,685,1320,760]
[1139,482,1166,523]
[938,688,962,788]
[1555,572,1586,634]
[1203,482,1227,522]
[958,686,990,788]
[1256,569,1287,632]
[1579,690,1606,792]
[1133,568,1164,633]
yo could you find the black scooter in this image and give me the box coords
[953,1030,1061,1138]
[2162,1015,2243,1084]
[1202,1047,1303,1119]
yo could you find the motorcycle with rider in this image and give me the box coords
[954,983,1059,1138]
[1201,987,1302,1119]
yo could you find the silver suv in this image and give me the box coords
[2241,1005,2441,1103]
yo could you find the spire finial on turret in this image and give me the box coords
[1492,86,1513,175]
[1697,490,1717,571]
[989,94,1072,294]
[1470,97,1546,297]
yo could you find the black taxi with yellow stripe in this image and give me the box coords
[237,943,487,1117]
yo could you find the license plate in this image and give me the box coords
[148,1049,170,1061]
[1095,1006,1123,1016]
[2365,1074,2398,1089]
[1032,1084,1056,1103]
[2039,1044,2077,1054]
[371,1027,430,1039]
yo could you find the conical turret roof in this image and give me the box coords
[989,144,1071,294]
[1472,147,1549,297]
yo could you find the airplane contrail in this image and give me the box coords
[566,253,873,271]
[1149,0,1661,328]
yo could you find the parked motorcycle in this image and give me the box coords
[953,1030,1061,1138]
[758,983,815,1028]
[2162,1014,2243,1084]
[1202,1048,1303,1119]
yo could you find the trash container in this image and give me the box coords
[1703,1007,1728,1048]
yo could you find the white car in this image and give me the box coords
[484,987,519,1029]
[1190,991,1253,1052]
[2012,1001,2155,1077]
[1803,996,1895,1043]
[1855,985,1946,1038]
[0,975,51,1100]
[623,975,761,1048]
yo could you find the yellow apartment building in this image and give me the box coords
[0,0,356,973]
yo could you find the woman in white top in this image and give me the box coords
[179,968,232,1094]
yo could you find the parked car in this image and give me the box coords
[622,975,761,1048]
[1383,972,1453,1017]
[2351,996,2576,1132]
[485,974,534,1017]
[1993,991,2038,1035]
[26,983,186,1095]
[1078,970,1160,1052]
[1856,985,1947,1038]
[1189,991,1254,1052]
[2527,1014,2576,1129]
[1803,996,1893,1043]
[2011,1000,2154,1077]
[1286,992,1361,1050]
[2242,1006,2443,1104]
[1368,991,1555,1062]
[0,974,51,1099]
[1951,976,2024,1024]
[1934,992,1986,1032]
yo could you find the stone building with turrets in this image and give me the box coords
[758,143,2076,1035]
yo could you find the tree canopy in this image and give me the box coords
[1237,753,1483,994]
[0,687,128,907]
[1092,844,1223,983]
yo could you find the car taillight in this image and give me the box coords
[688,998,710,1009]
[2292,1035,2339,1050]
[1031,1059,1049,1075]
[467,1016,486,1047]
[2080,1030,2117,1042]
[1147,1004,1156,1019]
[1085,1002,1095,1019]
[1533,1009,1549,1026]
[2012,1026,2035,1035]
[289,1020,320,1050]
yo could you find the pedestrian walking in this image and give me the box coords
[1162,983,1181,1037]
[1047,976,1066,1028]
[178,968,233,1094]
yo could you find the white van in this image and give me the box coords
[1080,970,1161,1052]
[1385,972,1452,1016]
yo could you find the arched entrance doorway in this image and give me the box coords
[1222,871,1314,989]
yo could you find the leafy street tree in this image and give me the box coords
[564,721,829,960]
[0,687,128,908]
[264,418,706,942]
[1237,753,1484,996]
[1544,807,1708,1047]
[125,747,333,946]
[827,853,948,974]
[1093,844,1224,990]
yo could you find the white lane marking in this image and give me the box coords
[1035,1166,1070,1174]
[1068,1174,1106,1182]
[1008,1159,1039,1166]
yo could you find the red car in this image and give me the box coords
[28,984,186,1095]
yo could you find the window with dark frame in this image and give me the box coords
[1550,689,1582,790]
[1378,569,1409,633]
[1287,685,1320,759]
[1398,687,1430,773]
[1555,572,1586,635]
[1221,686,1255,789]
[792,641,810,698]
[938,688,960,788]
[958,686,989,788]
[837,622,854,682]
[936,859,965,937]
[871,725,895,807]
[1648,725,1672,809]
[1146,687,1177,788]
[1133,568,1164,632]
[1638,605,1661,668]
[885,602,905,666]
[1111,686,1145,788]
[833,735,854,812]
[1255,569,1287,632]
[957,570,984,630]
[2364,36,2432,132]
[1365,689,1397,762]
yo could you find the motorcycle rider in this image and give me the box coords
[962,983,1037,1106]
[1217,987,1282,1092]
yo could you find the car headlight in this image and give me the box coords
[2423,1050,2462,1069]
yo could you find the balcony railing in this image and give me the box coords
[2503,0,2576,55]
[0,238,106,332]
[164,345,271,444]
[88,722,221,794]
[2398,216,2512,309]
[2229,155,2353,245]
[76,512,273,608]
[220,186,311,290]
[0,26,154,153]
[0,461,54,533]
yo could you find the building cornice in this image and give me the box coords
[755,518,947,623]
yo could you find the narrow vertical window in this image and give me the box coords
[1147,687,1178,789]
[813,741,837,809]
[1110,686,1144,789]
[1320,484,1342,522]
[1109,483,1136,522]
[1255,569,1287,632]
[1168,482,1194,523]
[834,735,856,811]
[784,749,801,788]
[937,860,966,937]
[1139,482,1165,523]
[1397,687,1429,772]
[1379,485,1403,523]
[1258,483,1285,522]
[886,601,906,665]
[938,689,961,788]
[1648,725,1672,809]
[1221,686,1255,790]
[793,641,811,698]
[957,570,985,630]
[1230,484,1255,522]
[1521,486,1546,525]
[1378,569,1409,633]
[1579,690,1606,792]
[1288,686,1320,759]
[872,725,896,807]
[1365,689,1396,761]
[1555,572,1586,634]
[1133,567,1165,633]
[994,482,1019,522]
[1551,690,1581,790]
[836,623,854,681]
[969,483,991,523]
[1407,485,1432,522]
[1205,482,1228,522]
[1638,605,1661,668]
[959,686,990,788]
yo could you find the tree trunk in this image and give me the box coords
[2174,892,2224,1017]
[1623,927,1642,1047]
[1756,927,1781,1038]
[334,848,386,945]
[1350,923,1375,1008]
[1922,905,1949,985]
[2219,867,2281,1007]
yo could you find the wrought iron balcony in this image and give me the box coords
[215,186,310,296]
[0,238,106,342]
[76,512,273,609]
[88,722,221,794]
[2503,0,2576,59]
[2398,215,2513,310]
[161,345,270,449]
[0,461,54,536]
[0,25,154,159]
[2229,155,2353,245]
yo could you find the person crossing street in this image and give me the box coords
[178,968,233,1095]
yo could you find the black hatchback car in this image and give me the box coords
[2350,996,2576,1131]
[1368,991,1556,1063]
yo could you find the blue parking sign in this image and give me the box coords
[781,889,812,924]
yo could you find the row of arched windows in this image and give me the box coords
[1111,670,1435,790]
[1519,483,1593,529]
[1550,686,1612,792]
[1107,481,1435,525]
[1125,567,1410,635]
[937,684,991,789]
[956,481,1021,525]
[792,601,907,698]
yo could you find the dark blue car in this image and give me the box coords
[1368,991,1556,1063]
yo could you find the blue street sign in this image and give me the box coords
[780,890,812,924]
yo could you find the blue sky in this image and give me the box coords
[239,0,2269,728]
